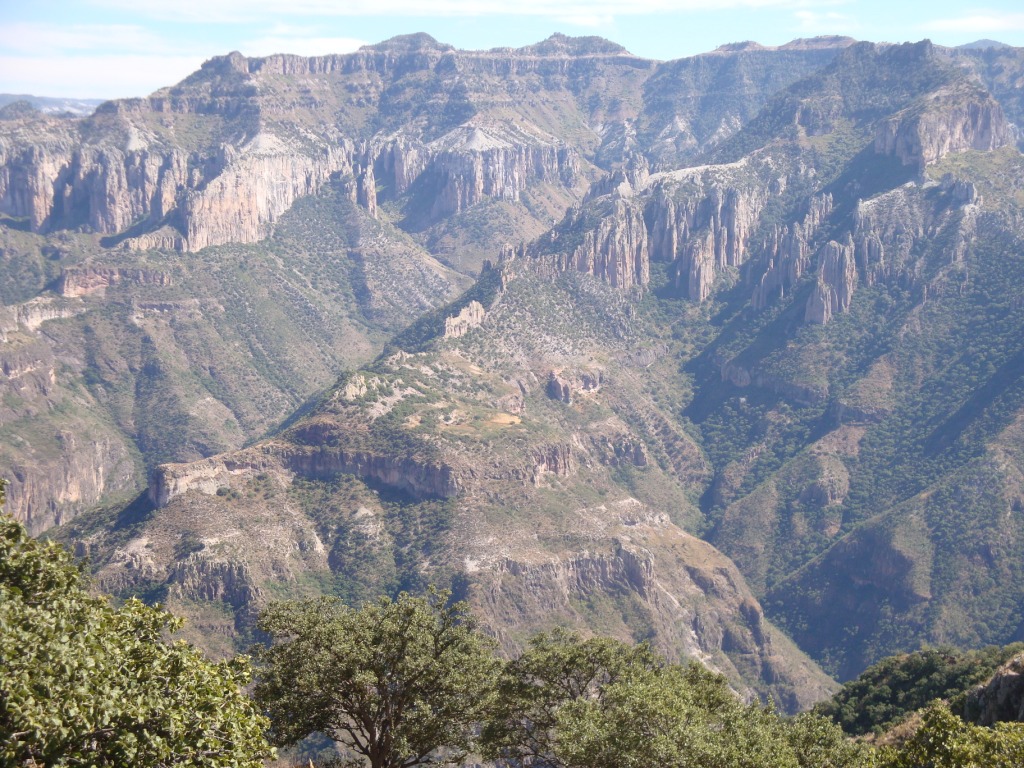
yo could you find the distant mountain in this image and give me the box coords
[957,39,1013,50]
[0,94,105,117]
[4,33,1024,709]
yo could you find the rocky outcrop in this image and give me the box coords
[168,554,263,611]
[0,296,86,340]
[3,433,137,536]
[149,443,460,508]
[874,84,1010,168]
[646,163,768,300]
[805,236,857,325]
[965,655,1024,726]
[540,200,650,289]
[356,163,378,219]
[56,266,172,296]
[590,433,649,467]
[752,195,833,310]
[443,300,486,338]
[546,368,603,404]
[531,443,576,485]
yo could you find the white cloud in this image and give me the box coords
[0,54,207,99]
[922,13,1024,34]
[0,22,185,56]
[554,14,616,28]
[793,10,857,33]
[91,0,815,22]
[240,34,367,57]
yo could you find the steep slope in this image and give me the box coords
[636,37,854,170]
[26,35,1024,698]
[0,34,857,533]
[0,188,468,534]
[66,262,835,710]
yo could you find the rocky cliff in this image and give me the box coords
[0,34,637,256]
[966,654,1024,726]
[805,236,857,325]
[148,441,460,508]
[18,34,1024,702]
[751,195,833,310]
[874,83,1011,169]
[56,266,171,296]
[3,431,137,535]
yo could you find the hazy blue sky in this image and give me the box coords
[2,0,1023,99]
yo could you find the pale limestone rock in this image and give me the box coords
[56,267,172,297]
[752,195,833,310]
[443,300,486,339]
[805,236,857,325]
[874,84,1010,169]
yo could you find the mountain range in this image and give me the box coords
[2,32,1024,709]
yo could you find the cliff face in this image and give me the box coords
[874,84,1011,169]
[646,161,770,300]
[0,128,355,253]
[556,200,650,289]
[4,432,137,535]
[966,655,1024,726]
[19,35,1024,701]
[0,296,86,339]
[0,36,631,257]
[148,442,460,509]
[0,298,139,534]
[171,137,355,252]
[473,505,834,712]
[56,267,171,296]
[805,237,857,325]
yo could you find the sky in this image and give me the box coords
[1,0,1023,99]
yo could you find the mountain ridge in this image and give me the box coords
[4,33,1024,706]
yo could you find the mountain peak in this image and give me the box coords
[778,35,858,50]
[517,33,630,56]
[957,39,1012,50]
[362,33,454,53]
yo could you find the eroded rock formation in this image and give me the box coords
[57,266,172,296]
[875,84,1010,169]
[443,300,486,338]
[148,442,460,508]
[805,236,857,325]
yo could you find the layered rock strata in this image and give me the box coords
[875,85,1011,169]
[148,443,460,508]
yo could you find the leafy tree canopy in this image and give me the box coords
[254,588,499,768]
[0,496,273,767]
[816,645,1024,736]
[880,700,1024,768]
[481,628,872,768]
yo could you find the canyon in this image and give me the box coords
[4,33,1024,704]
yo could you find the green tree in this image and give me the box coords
[254,589,499,768]
[482,629,872,768]
[0,491,273,767]
[882,700,1024,768]
[480,628,663,768]
[815,646,1024,736]
[784,712,876,768]
[554,662,799,768]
